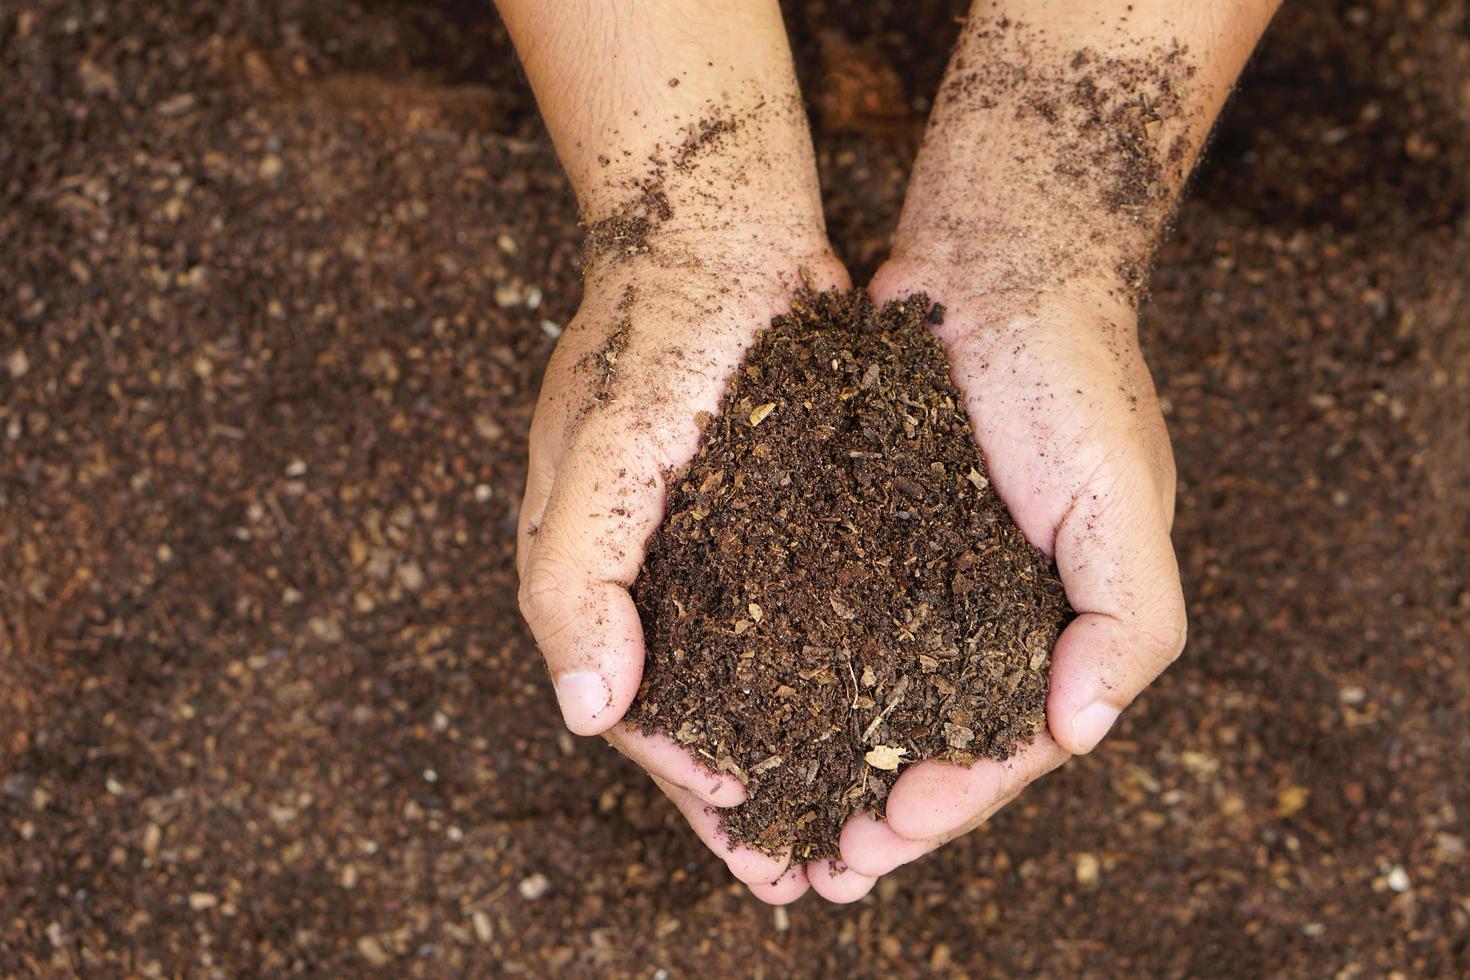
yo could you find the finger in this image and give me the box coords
[652,776,793,886]
[516,330,594,580]
[515,426,559,580]
[517,422,670,736]
[838,814,932,878]
[839,744,1058,877]
[1128,356,1177,528]
[746,866,810,905]
[804,859,877,904]
[881,735,1071,843]
[1046,463,1187,755]
[605,723,747,808]
[840,793,1007,878]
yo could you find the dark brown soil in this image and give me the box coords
[630,290,1069,860]
[2,1,1468,977]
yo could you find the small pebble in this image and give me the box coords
[356,935,390,966]
[397,561,426,592]
[471,909,494,944]
[5,348,29,379]
[155,92,196,116]
[1074,852,1101,886]
[1435,833,1465,858]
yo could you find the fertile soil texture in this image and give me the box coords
[630,291,1069,860]
[2,1,1468,977]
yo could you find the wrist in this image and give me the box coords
[574,100,830,275]
[872,253,1136,334]
[581,204,834,281]
[885,13,1213,311]
[582,230,847,306]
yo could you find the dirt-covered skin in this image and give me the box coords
[1,0,1467,976]
[501,0,873,903]
[896,17,1206,307]
[629,290,1070,861]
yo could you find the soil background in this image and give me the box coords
[2,1,1467,977]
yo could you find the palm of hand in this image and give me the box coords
[517,253,852,903]
[831,264,1186,880]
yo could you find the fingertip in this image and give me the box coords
[1045,614,1141,754]
[885,759,1003,841]
[554,670,615,736]
[839,813,927,877]
[724,846,792,887]
[690,778,746,809]
[704,776,748,809]
[746,867,809,906]
[522,572,646,734]
[1060,701,1121,755]
[889,739,1072,841]
[806,860,877,904]
[652,777,788,885]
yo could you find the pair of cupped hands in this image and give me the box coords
[515,211,1187,904]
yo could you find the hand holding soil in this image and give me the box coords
[501,0,1280,906]
[840,262,1184,879]
[502,0,855,903]
[516,247,850,901]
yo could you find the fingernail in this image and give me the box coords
[1071,702,1120,753]
[554,671,611,734]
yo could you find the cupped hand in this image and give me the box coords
[838,259,1187,880]
[516,236,849,904]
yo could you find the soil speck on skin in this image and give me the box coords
[628,290,1072,860]
[582,114,741,263]
[914,18,1202,308]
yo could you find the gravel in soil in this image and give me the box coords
[630,290,1069,860]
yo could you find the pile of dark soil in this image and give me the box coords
[629,290,1070,860]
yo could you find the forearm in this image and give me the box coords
[895,0,1281,303]
[494,0,829,269]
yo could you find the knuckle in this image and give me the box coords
[517,556,575,626]
[1149,605,1189,666]
[526,409,558,457]
[1118,598,1188,675]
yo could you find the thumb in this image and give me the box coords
[518,427,667,736]
[1046,458,1187,754]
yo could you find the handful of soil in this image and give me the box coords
[628,290,1072,861]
